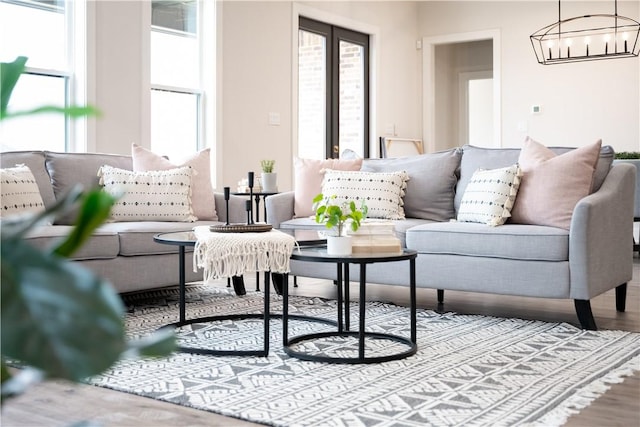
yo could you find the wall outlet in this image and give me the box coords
[268,112,281,126]
[385,124,396,135]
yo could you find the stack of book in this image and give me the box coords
[348,220,402,254]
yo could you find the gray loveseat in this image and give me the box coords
[1,150,247,294]
[266,144,636,330]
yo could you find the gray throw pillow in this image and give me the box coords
[361,148,462,221]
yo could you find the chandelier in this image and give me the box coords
[530,0,640,64]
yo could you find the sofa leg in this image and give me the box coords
[437,289,444,304]
[616,283,627,312]
[574,299,597,330]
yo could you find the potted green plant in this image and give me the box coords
[1,56,175,403]
[260,159,277,193]
[312,193,368,255]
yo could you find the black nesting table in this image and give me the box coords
[283,247,418,364]
[153,231,271,356]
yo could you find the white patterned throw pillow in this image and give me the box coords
[457,164,522,226]
[98,165,196,222]
[321,169,409,220]
[1,165,46,219]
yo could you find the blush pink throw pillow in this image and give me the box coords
[132,144,217,220]
[294,157,363,217]
[510,137,601,230]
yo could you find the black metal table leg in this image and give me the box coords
[179,245,186,323]
[359,263,366,360]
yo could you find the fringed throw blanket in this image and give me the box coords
[193,226,296,282]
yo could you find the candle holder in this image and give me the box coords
[224,187,231,225]
[247,171,255,224]
[245,200,252,225]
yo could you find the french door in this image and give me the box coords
[298,17,369,159]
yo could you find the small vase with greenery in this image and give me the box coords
[312,193,368,255]
[260,159,277,193]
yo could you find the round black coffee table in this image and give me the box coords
[153,231,271,356]
[283,247,418,364]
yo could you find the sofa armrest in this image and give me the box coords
[213,193,248,224]
[265,191,295,228]
[569,163,635,299]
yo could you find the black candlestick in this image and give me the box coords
[223,187,230,225]
[245,200,252,225]
[248,171,255,224]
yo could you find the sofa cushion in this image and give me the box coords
[361,148,461,221]
[0,151,56,208]
[321,169,409,220]
[45,151,133,224]
[406,221,569,262]
[457,164,522,226]
[98,165,197,222]
[1,165,47,220]
[99,221,220,256]
[454,143,614,213]
[132,144,218,221]
[510,138,601,230]
[24,225,120,261]
[293,157,363,218]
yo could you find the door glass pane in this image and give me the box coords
[150,89,199,161]
[338,40,364,158]
[298,29,326,160]
[0,1,65,69]
[0,73,66,152]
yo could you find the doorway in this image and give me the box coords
[422,30,501,152]
[298,17,370,159]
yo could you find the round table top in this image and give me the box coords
[290,247,417,264]
[153,231,197,246]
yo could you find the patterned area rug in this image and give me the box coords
[90,285,640,427]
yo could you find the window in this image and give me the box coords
[298,17,369,159]
[150,0,204,161]
[0,0,75,152]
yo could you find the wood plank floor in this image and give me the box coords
[2,258,639,427]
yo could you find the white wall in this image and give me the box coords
[89,1,639,193]
[419,1,640,152]
[220,1,421,191]
[93,1,149,155]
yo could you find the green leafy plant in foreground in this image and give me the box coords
[313,193,368,236]
[0,56,176,403]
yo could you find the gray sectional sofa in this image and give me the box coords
[266,144,636,330]
[1,150,247,294]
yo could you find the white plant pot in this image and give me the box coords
[326,235,352,256]
[261,172,277,193]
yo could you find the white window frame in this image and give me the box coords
[150,0,214,154]
[1,0,89,152]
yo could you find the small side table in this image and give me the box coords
[153,231,269,356]
[232,191,279,223]
[283,247,418,364]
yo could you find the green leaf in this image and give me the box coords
[1,241,127,381]
[54,190,116,258]
[125,328,176,358]
[0,56,28,117]
[3,105,100,121]
[0,186,83,243]
[312,193,324,204]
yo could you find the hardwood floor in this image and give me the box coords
[2,258,639,427]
